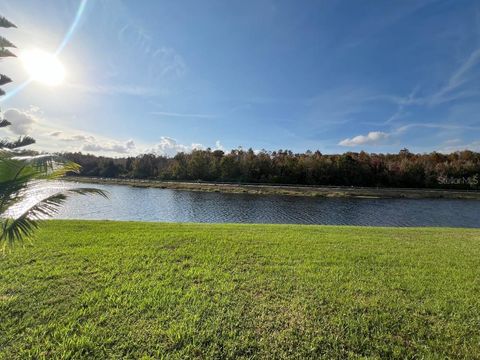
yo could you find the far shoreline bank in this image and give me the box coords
[64,176,480,200]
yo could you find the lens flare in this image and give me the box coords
[20,49,65,86]
[0,0,87,101]
[55,0,88,55]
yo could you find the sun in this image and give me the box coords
[20,49,66,86]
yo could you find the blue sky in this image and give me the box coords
[1,0,480,156]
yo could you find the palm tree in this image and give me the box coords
[0,16,106,248]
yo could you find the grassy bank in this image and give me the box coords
[1,221,480,358]
[66,176,480,200]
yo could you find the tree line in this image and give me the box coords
[62,148,480,190]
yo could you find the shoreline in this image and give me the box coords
[64,176,480,200]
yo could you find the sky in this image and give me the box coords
[0,0,480,157]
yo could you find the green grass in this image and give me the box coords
[1,221,480,359]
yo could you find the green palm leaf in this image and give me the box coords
[0,74,12,86]
[0,16,16,28]
[0,152,108,246]
[0,119,11,128]
[1,136,36,149]
[1,188,107,246]
[0,48,16,58]
[0,36,16,48]
[11,155,81,178]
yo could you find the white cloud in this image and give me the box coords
[438,140,480,153]
[81,144,104,152]
[146,138,226,157]
[28,105,42,115]
[61,134,96,142]
[1,106,139,156]
[339,131,389,147]
[45,128,137,155]
[3,108,37,135]
[147,136,205,157]
[82,139,136,154]
[214,140,224,151]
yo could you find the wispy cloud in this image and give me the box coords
[66,83,158,96]
[380,46,480,113]
[305,87,376,129]
[117,21,187,79]
[151,111,218,119]
[151,47,187,78]
[383,86,420,125]
[355,45,480,148]
[60,134,96,142]
[394,122,480,134]
[430,48,480,104]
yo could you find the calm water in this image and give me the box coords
[35,181,480,228]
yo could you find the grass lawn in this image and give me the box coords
[1,221,480,359]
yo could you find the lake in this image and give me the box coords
[32,181,480,228]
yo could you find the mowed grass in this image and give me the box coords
[1,221,480,359]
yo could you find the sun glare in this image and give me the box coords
[20,49,66,86]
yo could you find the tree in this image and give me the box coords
[0,17,106,247]
[132,154,156,178]
[100,159,121,178]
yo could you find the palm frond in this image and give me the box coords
[0,156,76,213]
[0,159,33,213]
[1,144,108,246]
[1,217,39,246]
[10,155,81,179]
[0,157,27,182]
[67,187,108,198]
[0,193,66,244]
[0,119,11,128]
[49,161,82,178]
[0,74,12,86]
[0,148,14,155]
[12,153,64,163]
[0,156,81,196]
[0,16,17,28]
[0,136,35,149]
[0,36,16,48]
[0,48,16,58]
[0,188,107,244]
[0,156,66,213]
